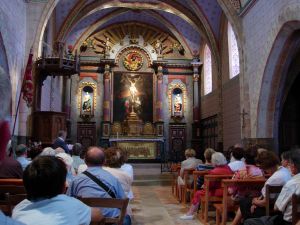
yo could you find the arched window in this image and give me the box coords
[228,22,240,78]
[204,44,212,95]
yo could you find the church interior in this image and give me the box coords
[1,0,300,224]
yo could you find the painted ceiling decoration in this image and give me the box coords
[79,22,187,58]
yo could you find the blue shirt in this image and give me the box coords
[12,195,91,225]
[67,166,126,217]
[196,164,214,189]
[1,210,25,225]
[16,157,31,171]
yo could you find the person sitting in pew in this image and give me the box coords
[195,148,216,190]
[244,149,300,225]
[180,152,233,220]
[231,150,292,225]
[12,156,103,225]
[229,146,263,201]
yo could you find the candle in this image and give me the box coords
[117,132,119,140]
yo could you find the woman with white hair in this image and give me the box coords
[180,152,233,220]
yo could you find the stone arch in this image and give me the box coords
[32,0,60,57]
[257,21,300,151]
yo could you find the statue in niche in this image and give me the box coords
[174,94,182,113]
[172,88,183,118]
[82,93,92,112]
[154,39,163,56]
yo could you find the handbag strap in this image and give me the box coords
[83,171,116,198]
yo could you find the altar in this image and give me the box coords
[109,137,164,161]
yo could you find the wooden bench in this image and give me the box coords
[0,178,23,186]
[199,174,233,225]
[265,184,283,216]
[0,184,26,216]
[292,194,300,225]
[214,178,266,225]
[180,168,195,204]
[4,193,27,216]
[193,170,211,195]
[78,197,129,225]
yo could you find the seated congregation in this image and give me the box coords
[0,131,133,225]
[174,145,300,225]
[1,129,300,225]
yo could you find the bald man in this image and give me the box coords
[67,146,126,219]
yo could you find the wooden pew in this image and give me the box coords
[214,178,266,225]
[199,174,233,225]
[265,184,283,216]
[180,168,195,204]
[78,197,129,225]
[0,178,23,186]
[0,183,26,215]
[292,194,300,225]
[4,193,27,216]
[193,170,210,195]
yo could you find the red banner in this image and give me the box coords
[22,49,33,107]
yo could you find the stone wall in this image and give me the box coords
[241,0,300,138]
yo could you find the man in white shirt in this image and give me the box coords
[12,156,103,225]
[244,149,300,225]
[228,147,245,172]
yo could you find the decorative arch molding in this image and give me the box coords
[114,45,153,67]
[257,22,300,144]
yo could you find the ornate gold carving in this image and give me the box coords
[123,51,143,71]
[143,122,155,135]
[111,122,122,135]
[115,46,152,67]
[117,142,156,159]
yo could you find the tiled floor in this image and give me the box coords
[130,163,205,225]
[131,185,203,225]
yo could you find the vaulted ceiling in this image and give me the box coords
[50,0,227,58]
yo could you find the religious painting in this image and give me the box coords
[172,88,183,117]
[78,82,97,118]
[113,72,153,122]
[123,51,143,71]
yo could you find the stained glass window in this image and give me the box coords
[204,44,212,95]
[228,22,240,78]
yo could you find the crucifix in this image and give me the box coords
[240,109,248,128]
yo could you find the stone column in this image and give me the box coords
[156,65,163,122]
[191,61,202,122]
[103,64,111,122]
